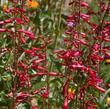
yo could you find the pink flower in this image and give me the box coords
[15,18,24,24]
[32,59,45,65]
[41,90,49,99]
[16,71,28,87]
[80,1,89,8]
[18,29,35,40]
[16,92,30,102]
[18,61,28,69]
[19,36,26,44]
[0,21,4,25]
[58,50,82,60]
[5,18,14,23]
[32,47,41,51]
[62,78,70,97]
[91,54,103,61]
[24,49,36,56]
[32,66,48,72]
[92,84,106,93]
[80,32,87,38]
[63,97,68,109]
[80,13,90,22]
[71,62,85,70]
[0,28,7,32]
[92,43,100,51]
[76,38,88,45]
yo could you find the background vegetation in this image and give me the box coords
[0,0,110,109]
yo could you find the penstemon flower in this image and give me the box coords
[0,0,110,109]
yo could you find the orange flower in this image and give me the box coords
[27,0,39,8]
[68,88,75,94]
[67,88,75,100]
[105,59,110,64]
[107,97,110,105]
[3,4,9,12]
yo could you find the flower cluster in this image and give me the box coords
[0,0,110,109]
[55,0,110,108]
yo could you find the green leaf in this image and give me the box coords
[100,89,110,103]
[91,15,99,24]
[31,81,46,91]
[49,54,62,72]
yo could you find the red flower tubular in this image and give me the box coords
[16,92,30,102]
[63,97,68,109]
[62,78,70,97]
[80,1,89,8]
[41,90,49,99]
[18,29,35,40]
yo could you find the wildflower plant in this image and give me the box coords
[0,0,110,109]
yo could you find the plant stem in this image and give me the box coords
[47,0,64,108]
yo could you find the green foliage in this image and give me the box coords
[0,0,110,109]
